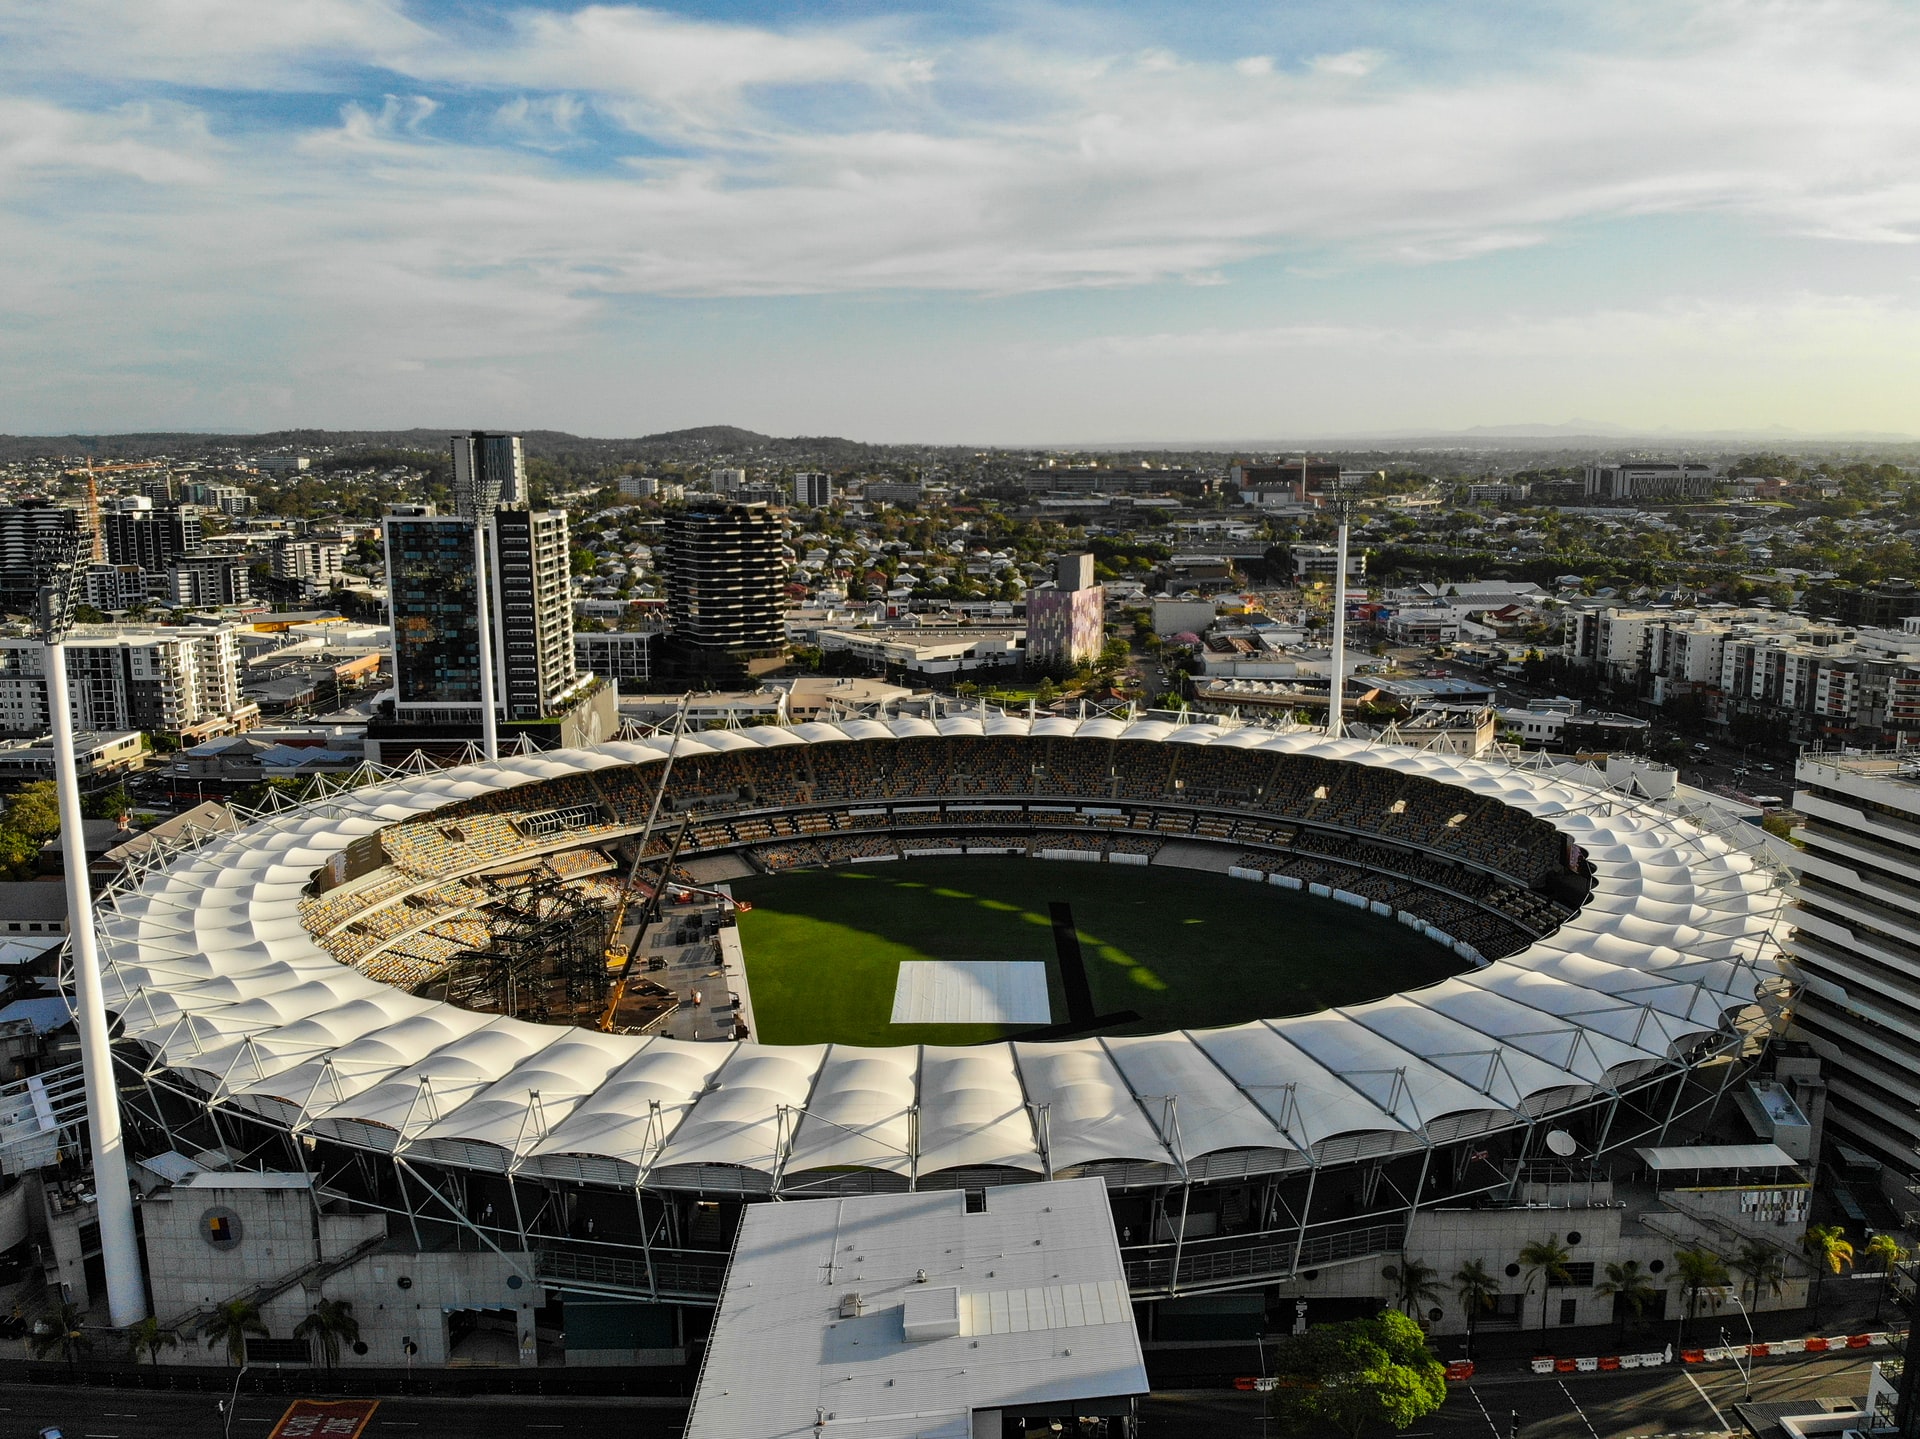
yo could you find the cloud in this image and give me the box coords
[2,0,1920,433]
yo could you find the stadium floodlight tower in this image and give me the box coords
[1324,499,1352,740]
[34,530,145,1325]
[451,434,510,762]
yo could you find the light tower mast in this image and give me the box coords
[1325,499,1351,740]
[34,529,145,1325]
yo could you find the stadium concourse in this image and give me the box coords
[88,714,1795,1367]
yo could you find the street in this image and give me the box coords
[0,1387,689,1439]
[7,1354,1882,1439]
[1139,1351,1882,1438]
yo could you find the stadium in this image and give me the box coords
[92,714,1793,1360]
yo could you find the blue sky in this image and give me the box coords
[3,0,1917,441]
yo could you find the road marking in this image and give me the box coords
[1464,1382,1507,1439]
[1685,1370,1730,1433]
[1558,1381,1603,1439]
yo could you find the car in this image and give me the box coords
[1759,763,1776,772]
[1692,743,1712,753]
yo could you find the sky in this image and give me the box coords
[3,0,1919,443]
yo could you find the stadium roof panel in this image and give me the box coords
[96,719,1787,1186]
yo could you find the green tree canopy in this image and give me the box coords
[1266,1309,1447,1439]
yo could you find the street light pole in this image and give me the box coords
[35,533,145,1327]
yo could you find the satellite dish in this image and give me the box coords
[1545,1130,1578,1158]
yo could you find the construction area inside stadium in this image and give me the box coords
[12,711,1814,1384]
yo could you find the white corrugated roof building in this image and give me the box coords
[687,1177,1146,1439]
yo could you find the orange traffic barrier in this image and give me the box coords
[1749,1343,1770,1358]
[1848,1335,1872,1349]
[1445,1361,1476,1381]
[1805,1337,1830,1353]
[1681,1349,1706,1364]
[1599,1356,1620,1371]
[1556,1358,1578,1373]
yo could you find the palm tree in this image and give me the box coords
[26,1301,92,1375]
[1802,1224,1856,1325]
[1594,1260,1658,1346]
[126,1315,178,1366]
[201,1298,268,1368]
[1673,1248,1731,1346]
[1453,1260,1500,1359]
[293,1297,360,1371]
[1733,1239,1787,1315]
[1381,1256,1445,1321]
[1519,1238,1573,1337]
[1865,1233,1908,1323]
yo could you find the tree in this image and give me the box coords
[293,1297,360,1370]
[1452,1260,1499,1359]
[1672,1248,1730,1345]
[201,1297,268,1367]
[1519,1238,1573,1337]
[1265,1310,1448,1439]
[1802,1224,1855,1325]
[27,1300,92,1373]
[1865,1233,1906,1322]
[1732,1239,1786,1316]
[126,1315,178,1366]
[1593,1260,1658,1345]
[1381,1256,1444,1320]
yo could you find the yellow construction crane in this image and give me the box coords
[597,702,689,1033]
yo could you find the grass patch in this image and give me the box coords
[733,857,1463,1047]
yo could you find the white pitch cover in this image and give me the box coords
[890,960,1052,1024]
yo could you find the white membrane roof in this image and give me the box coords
[96,721,1787,1184]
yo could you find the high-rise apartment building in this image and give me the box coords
[0,625,249,739]
[490,507,580,720]
[1788,751,1920,1182]
[382,503,580,723]
[104,504,201,571]
[662,501,786,682]
[1025,552,1105,672]
[0,502,83,613]
[708,468,747,495]
[272,538,348,600]
[791,472,834,508]
[384,511,486,723]
[451,432,526,514]
[155,554,252,608]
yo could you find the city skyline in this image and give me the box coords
[4,0,1918,441]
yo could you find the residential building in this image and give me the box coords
[272,538,348,600]
[0,730,144,788]
[0,502,83,613]
[573,630,655,690]
[1582,462,1717,502]
[103,504,201,571]
[383,501,584,726]
[708,467,747,495]
[1290,542,1367,584]
[451,431,525,512]
[790,471,833,507]
[490,506,581,720]
[1789,750,1920,1186]
[661,501,787,683]
[615,475,659,499]
[0,625,251,740]
[253,455,309,473]
[154,554,252,608]
[383,512,486,722]
[861,480,923,506]
[1025,552,1106,672]
[82,563,150,612]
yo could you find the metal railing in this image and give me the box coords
[1123,1222,1405,1294]
[532,1243,726,1299]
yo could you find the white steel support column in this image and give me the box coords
[473,518,500,762]
[1325,505,1351,740]
[45,641,146,1325]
